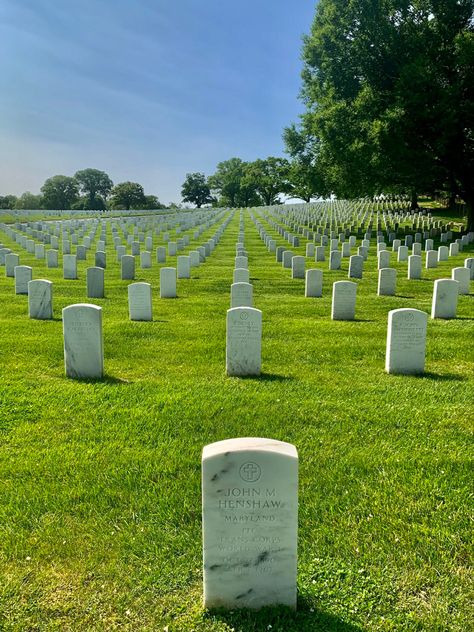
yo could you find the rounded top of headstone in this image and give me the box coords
[203,437,297,460]
[62,303,102,314]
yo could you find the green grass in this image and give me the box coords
[0,209,473,631]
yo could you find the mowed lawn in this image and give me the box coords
[0,209,473,631]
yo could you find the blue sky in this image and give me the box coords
[0,0,316,204]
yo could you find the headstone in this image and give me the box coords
[140,251,152,269]
[5,253,19,277]
[47,249,58,268]
[156,246,166,263]
[276,246,285,263]
[86,267,105,299]
[76,245,87,261]
[425,250,438,269]
[28,279,53,319]
[438,246,449,262]
[378,268,397,296]
[306,243,315,257]
[160,267,177,298]
[190,251,200,267]
[63,254,77,280]
[348,255,363,279]
[62,304,104,379]
[235,256,248,269]
[452,267,470,295]
[331,281,357,320]
[378,249,391,270]
[385,308,428,374]
[291,256,305,279]
[202,437,298,609]
[177,255,191,279]
[234,268,250,284]
[408,254,422,280]
[329,250,341,271]
[412,243,422,256]
[282,251,293,269]
[464,258,474,280]
[226,307,262,376]
[128,282,153,321]
[305,269,322,297]
[431,279,459,319]
[95,251,106,269]
[14,265,32,294]
[449,242,459,257]
[231,282,253,308]
[121,255,135,280]
[34,244,45,259]
[315,246,325,262]
[397,245,408,262]
[116,245,126,262]
[168,241,177,256]
[341,242,351,257]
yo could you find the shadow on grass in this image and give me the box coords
[205,597,363,631]
[237,372,294,382]
[66,374,132,385]
[417,372,467,382]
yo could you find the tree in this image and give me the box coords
[41,175,78,209]
[243,157,290,206]
[14,192,43,209]
[208,158,246,207]
[181,172,213,207]
[283,123,327,202]
[110,181,146,210]
[74,168,113,209]
[0,195,18,209]
[300,0,474,225]
[139,195,165,210]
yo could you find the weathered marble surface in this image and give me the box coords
[47,249,58,268]
[63,254,77,279]
[140,251,151,269]
[226,307,261,376]
[28,279,53,320]
[62,303,103,379]
[95,251,106,269]
[128,282,152,321]
[329,250,341,270]
[5,253,19,277]
[331,281,357,320]
[202,437,298,610]
[156,246,166,263]
[385,308,427,374]
[452,267,470,295]
[348,254,363,279]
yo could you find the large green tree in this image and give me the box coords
[243,157,290,206]
[300,0,474,226]
[110,181,145,210]
[208,158,246,207]
[74,168,113,210]
[181,172,213,207]
[41,175,78,209]
[0,195,18,209]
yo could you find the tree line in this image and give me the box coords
[183,1,474,229]
[0,169,167,211]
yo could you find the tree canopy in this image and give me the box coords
[298,0,474,225]
[110,181,146,210]
[74,168,113,210]
[181,172,213,208]
[41,175,78,210]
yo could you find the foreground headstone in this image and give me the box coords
[226,307,262,376]
[431,279,459,318]
[128,282,152,321]
[62,304,104,379]
[385,308,427,374]
[202,437,298,610]
[28,279,53,320]
[331,281,357,320]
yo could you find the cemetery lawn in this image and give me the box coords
[0,210,473,631]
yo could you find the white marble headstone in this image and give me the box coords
[431,279,459,319]
[128,282,153,321]
[226,307,262,376]
[202,437,298,610]
[28,279,53,320]
[62,303,104,379]
[331,281,357,320]
[385,308,427,374]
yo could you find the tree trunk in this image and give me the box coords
[447,192,457,211]
[464,190,474,232]
[410,189,419,210]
